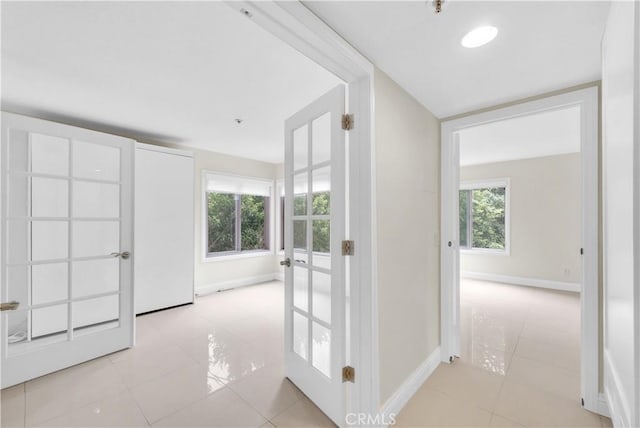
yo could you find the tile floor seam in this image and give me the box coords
[147,385,232,427]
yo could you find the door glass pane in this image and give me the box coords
[32,304,68,339]
[7,220,28,264]
[293,220,307,251]
[293,266,308,311]
[32,263,68,305]
[8,175,28,217]
[312,271,331,324]
[312,220,330,269]
[293,311,309,361]
[72,221,119,258]
[72,258,119,299]
[73,295,119,331]
[31,133,69,176]
[7,310,29,349]
[312,112,331,165]
[293,173,308,216]
[293,125,308,171]
[312,168,330,215]
[72,181,119,218]
[32,178,69,217]
[73,141,120,181]
[32,221,68,261]
[293,248,309,265]
[8,129,29,172]
[312,322,331,378]
[7,266,28,306]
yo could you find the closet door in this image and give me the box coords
[134,144,194,314]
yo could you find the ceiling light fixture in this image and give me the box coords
[234,118,243,125]
[461,26,498,48]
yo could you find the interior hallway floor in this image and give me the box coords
[0,281,335,427]
[396,278,612,428]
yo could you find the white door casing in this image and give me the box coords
[1,112,134,387]
[284,84,346,425]
[440,86,601,413]
[602,1,640,426]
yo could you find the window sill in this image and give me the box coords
[461,248,510,256]
[202,250,274,263]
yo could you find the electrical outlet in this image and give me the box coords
[563,268,571,277]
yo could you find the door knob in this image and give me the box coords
[0,301,19,311]
[110,251,131,260]
[280,258,291,268]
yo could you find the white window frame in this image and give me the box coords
[201,170,275,262]
[459,178,511,256]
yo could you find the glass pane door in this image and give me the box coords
[284,85,346,425]
[1,113,134,387]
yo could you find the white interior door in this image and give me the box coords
[284,85,346,425]
[602,2,639,426]
[1,112,134,388]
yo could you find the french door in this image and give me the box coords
[1,112,134,388]
[284,85,346,425]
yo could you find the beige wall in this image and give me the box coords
[142,142,280,290]
[460,154,582,284]
[374,69,441,405]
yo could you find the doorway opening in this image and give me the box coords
[1,2,376,426]
[440,86,604,415]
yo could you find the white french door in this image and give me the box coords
[1,112,134,388]
[284,85,346,425]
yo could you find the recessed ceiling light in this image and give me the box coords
[461,26,498,48]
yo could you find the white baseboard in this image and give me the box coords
[379,347,441,425]
[275,271,284,282]
[195,273,281,296]
[462,271,581,293]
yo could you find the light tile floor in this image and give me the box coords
[1,279,615,428]
[1,281,334,428]
[395,279,613,428]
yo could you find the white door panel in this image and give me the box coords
[1,112,134,387]
[602,2,639,427]
[284,85,346,425]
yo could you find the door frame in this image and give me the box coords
[440,86,603,414]
[224,1,379,422]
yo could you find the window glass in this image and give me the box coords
[459,185,506,251]
[207,193,236,254]
[472,187,505,249]
[459,191,468,248]
[240,195,268,251]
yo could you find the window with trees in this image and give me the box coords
[205,173,272,257]
[459,181,508,252]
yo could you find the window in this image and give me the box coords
[459,180,509,252]
[204,173,272,257]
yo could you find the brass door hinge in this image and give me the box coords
[342,240,354,256]
[341,114,354,131]
[342,366,355,383]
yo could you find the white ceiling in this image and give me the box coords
[304,1,610,118]
[459,106,581,166]
[1,2,342,164]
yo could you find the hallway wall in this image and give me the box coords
[373,68,441,405]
